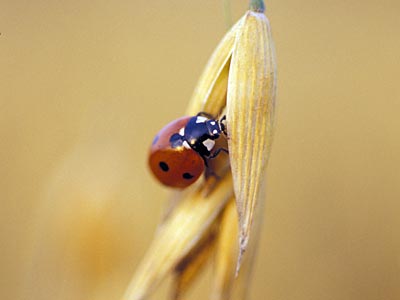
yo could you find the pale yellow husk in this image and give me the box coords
[122,174,233,300]
[226,11,276,268]
[186,21,238,116]
[211,181,266,300]
[211,199,238,300]
[172,224,218,300]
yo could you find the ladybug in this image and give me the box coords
[148,113,227,188]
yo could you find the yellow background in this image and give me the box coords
[1,0,399,299]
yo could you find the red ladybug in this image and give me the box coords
[148,113,227,188]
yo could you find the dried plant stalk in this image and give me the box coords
[211,199,238,300]
[123,175,233,300]
[173,224,218,300]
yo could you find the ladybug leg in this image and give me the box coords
[219,115,228,136]
[201,155,210,168]
[208,147,229,160]
[205,165,221,180]
[204,148,229,181]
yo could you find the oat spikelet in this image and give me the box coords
[226,9,277,269]
[124,2,277,298]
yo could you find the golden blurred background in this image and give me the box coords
[1,0,400,299]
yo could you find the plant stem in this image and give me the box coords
[223,0,232,28]
[249,0,265,13]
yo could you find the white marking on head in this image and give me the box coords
[196,116,208,123]
[182,141,191,149]
[212,129,218,134]
[203,139,215,151]
[210,121,216,125]
[179,127,185,136]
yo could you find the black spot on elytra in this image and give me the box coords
[159,161,169,172]
[182,172,194,179]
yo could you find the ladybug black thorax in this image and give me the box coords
[169,115,224,158]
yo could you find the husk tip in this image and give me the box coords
[234,233,249,276]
